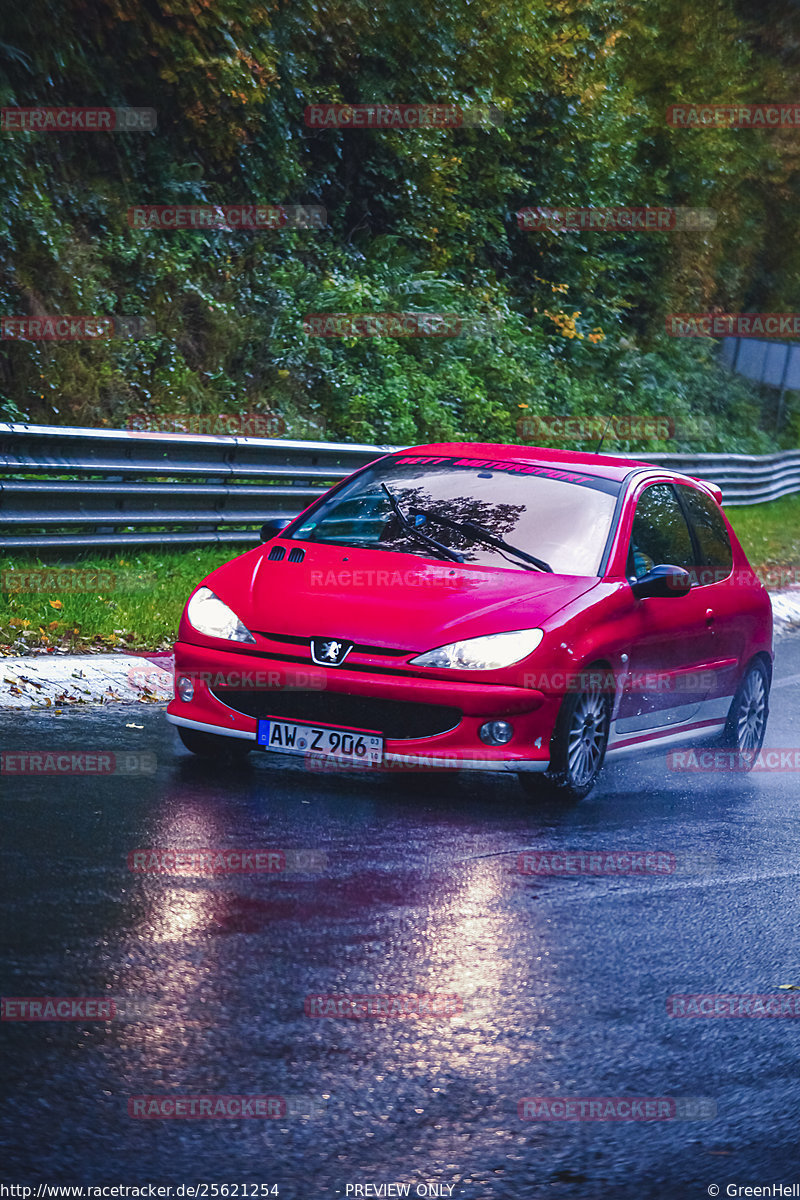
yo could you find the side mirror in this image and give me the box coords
[259,517,292,542]
[630,564,692,599]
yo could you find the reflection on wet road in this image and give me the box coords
[2,637,800,1197]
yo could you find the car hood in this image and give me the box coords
[204,543,599,652]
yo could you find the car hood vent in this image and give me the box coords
[287,547,305,562]
[267,546,286,561]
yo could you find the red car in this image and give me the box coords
[167,443,772,800]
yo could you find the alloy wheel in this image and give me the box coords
[734,666,768,755]
[566,688,610,787]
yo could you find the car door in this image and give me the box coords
[675,483,742,710]
[613,482,718,737]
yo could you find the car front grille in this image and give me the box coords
[209,687,462,740]
[253,631,410,657]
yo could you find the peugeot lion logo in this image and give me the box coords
[310,638,353,666]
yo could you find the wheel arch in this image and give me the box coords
[751,650,773,689]
[547,657,615,760]
[741,650,772,692]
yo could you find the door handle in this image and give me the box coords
[705,608,715,627]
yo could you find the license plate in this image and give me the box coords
[257,717,384,765]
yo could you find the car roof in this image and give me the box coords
[397,442,657,484]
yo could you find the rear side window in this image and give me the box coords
[627,483,695,579]
[677,485,733,582]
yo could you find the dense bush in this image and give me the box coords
[1,0,799,451]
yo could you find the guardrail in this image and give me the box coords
[1,423,798,551]
[627,449,800,506]
[720,335,800,391]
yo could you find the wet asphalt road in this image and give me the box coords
[2,637,800,1199]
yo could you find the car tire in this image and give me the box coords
[719,658,769,769]
[177,726,253,763]
[519,680,611,802]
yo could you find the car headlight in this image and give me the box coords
[409,628,544,670]
[186,587,256,643]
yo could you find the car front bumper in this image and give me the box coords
[166,641,558,772]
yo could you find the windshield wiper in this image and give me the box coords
[408,508,553,573]
[380,484,465,564]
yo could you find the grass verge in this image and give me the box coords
[725,494,800,583]
[0,547,235,655]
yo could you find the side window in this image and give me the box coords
[627,483,695,580]
[677,485,733,583]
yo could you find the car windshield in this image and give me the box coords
[289,453,621,576]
